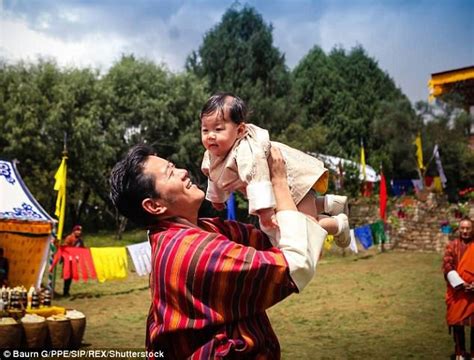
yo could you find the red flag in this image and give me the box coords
[379,172,387,221]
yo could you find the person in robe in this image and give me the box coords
[110,143,328,359]
[442,218,474,360]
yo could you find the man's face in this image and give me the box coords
[74,229,82,237]
[142,155,204,216]
[459,220,473,241]
[201,107,244,157]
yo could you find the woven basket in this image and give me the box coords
[22,321,47,349]
[69,317,86,349]
[0,323,23,349]
[47,319,71,349]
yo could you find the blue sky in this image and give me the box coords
[1,0,473,104]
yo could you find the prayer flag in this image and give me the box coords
[360,140,366,180]
[433,144,447,188]
[54,155,67,241]
[379,171,387,221]
[226,192,236,220]
[413,133,424,171]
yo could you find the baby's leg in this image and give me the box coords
[297,193,339,234]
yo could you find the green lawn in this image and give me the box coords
[50,232,453,359]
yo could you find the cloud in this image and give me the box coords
[0,0,472,103]
[0,16,129,70]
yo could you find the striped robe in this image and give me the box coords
[442,238,474,326]
[146,217,298,359]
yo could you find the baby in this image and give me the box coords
[200,92,350,247]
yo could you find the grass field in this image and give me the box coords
[50,232,454,359]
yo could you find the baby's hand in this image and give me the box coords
[258,208,278,229]
[212,202,226,211]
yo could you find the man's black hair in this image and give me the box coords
[109,144,159,227]
[200,92,248,125]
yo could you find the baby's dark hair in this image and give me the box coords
[200,92,247,125]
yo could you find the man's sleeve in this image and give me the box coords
[442,241,464,288]
[223,211,326,291]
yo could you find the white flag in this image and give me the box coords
[433,144,447,188]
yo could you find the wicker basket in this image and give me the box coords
[69,317,86,349]
[22,321,47,349]
[47,318,71,349]
[0,323,23,349]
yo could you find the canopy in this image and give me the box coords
[312,153,380,182]
[0,159,54,288]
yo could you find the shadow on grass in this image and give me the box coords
[55,286,149,300]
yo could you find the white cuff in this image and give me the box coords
[205,180,229,203]
[275,211,326,291]
[447,270,465,288]
[247,181,276,214]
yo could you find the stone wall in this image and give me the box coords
[349,194,473,253]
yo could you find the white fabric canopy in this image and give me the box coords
[311,153,380,182]
[0,160,53,221]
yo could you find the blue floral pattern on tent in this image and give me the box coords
[0,202,41,219]
[0,161,15,185]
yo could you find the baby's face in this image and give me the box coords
[201,109,244,157]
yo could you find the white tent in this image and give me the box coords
[0,159,54,288]
[311,153,380,182]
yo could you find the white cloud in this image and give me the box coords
[0,17,128,70]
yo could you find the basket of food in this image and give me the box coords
[46,314,71,349]
[0,317,23,349]
[66,310,86,349]
[21,314,47,349]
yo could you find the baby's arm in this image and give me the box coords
[257,208,278,229]
[236,142,276,215]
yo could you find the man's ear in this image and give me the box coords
[142,198,167,217]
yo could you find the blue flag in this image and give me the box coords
[226,192,236,220]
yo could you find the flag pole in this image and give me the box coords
[48,133,68,295]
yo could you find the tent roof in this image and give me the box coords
[311,153,380,182]
[0,159,53,222]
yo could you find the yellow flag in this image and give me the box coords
[54,156,67,240]
[413,133,424,170]
[360,141,366,180]
[324,235,334,251]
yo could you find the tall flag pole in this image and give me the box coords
[48,135,68,294]
[54,153,68,241]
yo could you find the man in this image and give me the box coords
[110,144,327,359]
[62,225,85,296]
[443,218,474,360]
[64,225,85,247]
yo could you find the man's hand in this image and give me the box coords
[212,202,226,211]
[464,282,474,292]
[267,147,296,212]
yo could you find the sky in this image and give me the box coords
[1,0,473,104]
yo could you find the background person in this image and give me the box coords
[109,144,327,359]
[442,218,474,360]
[62,225,85,297]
